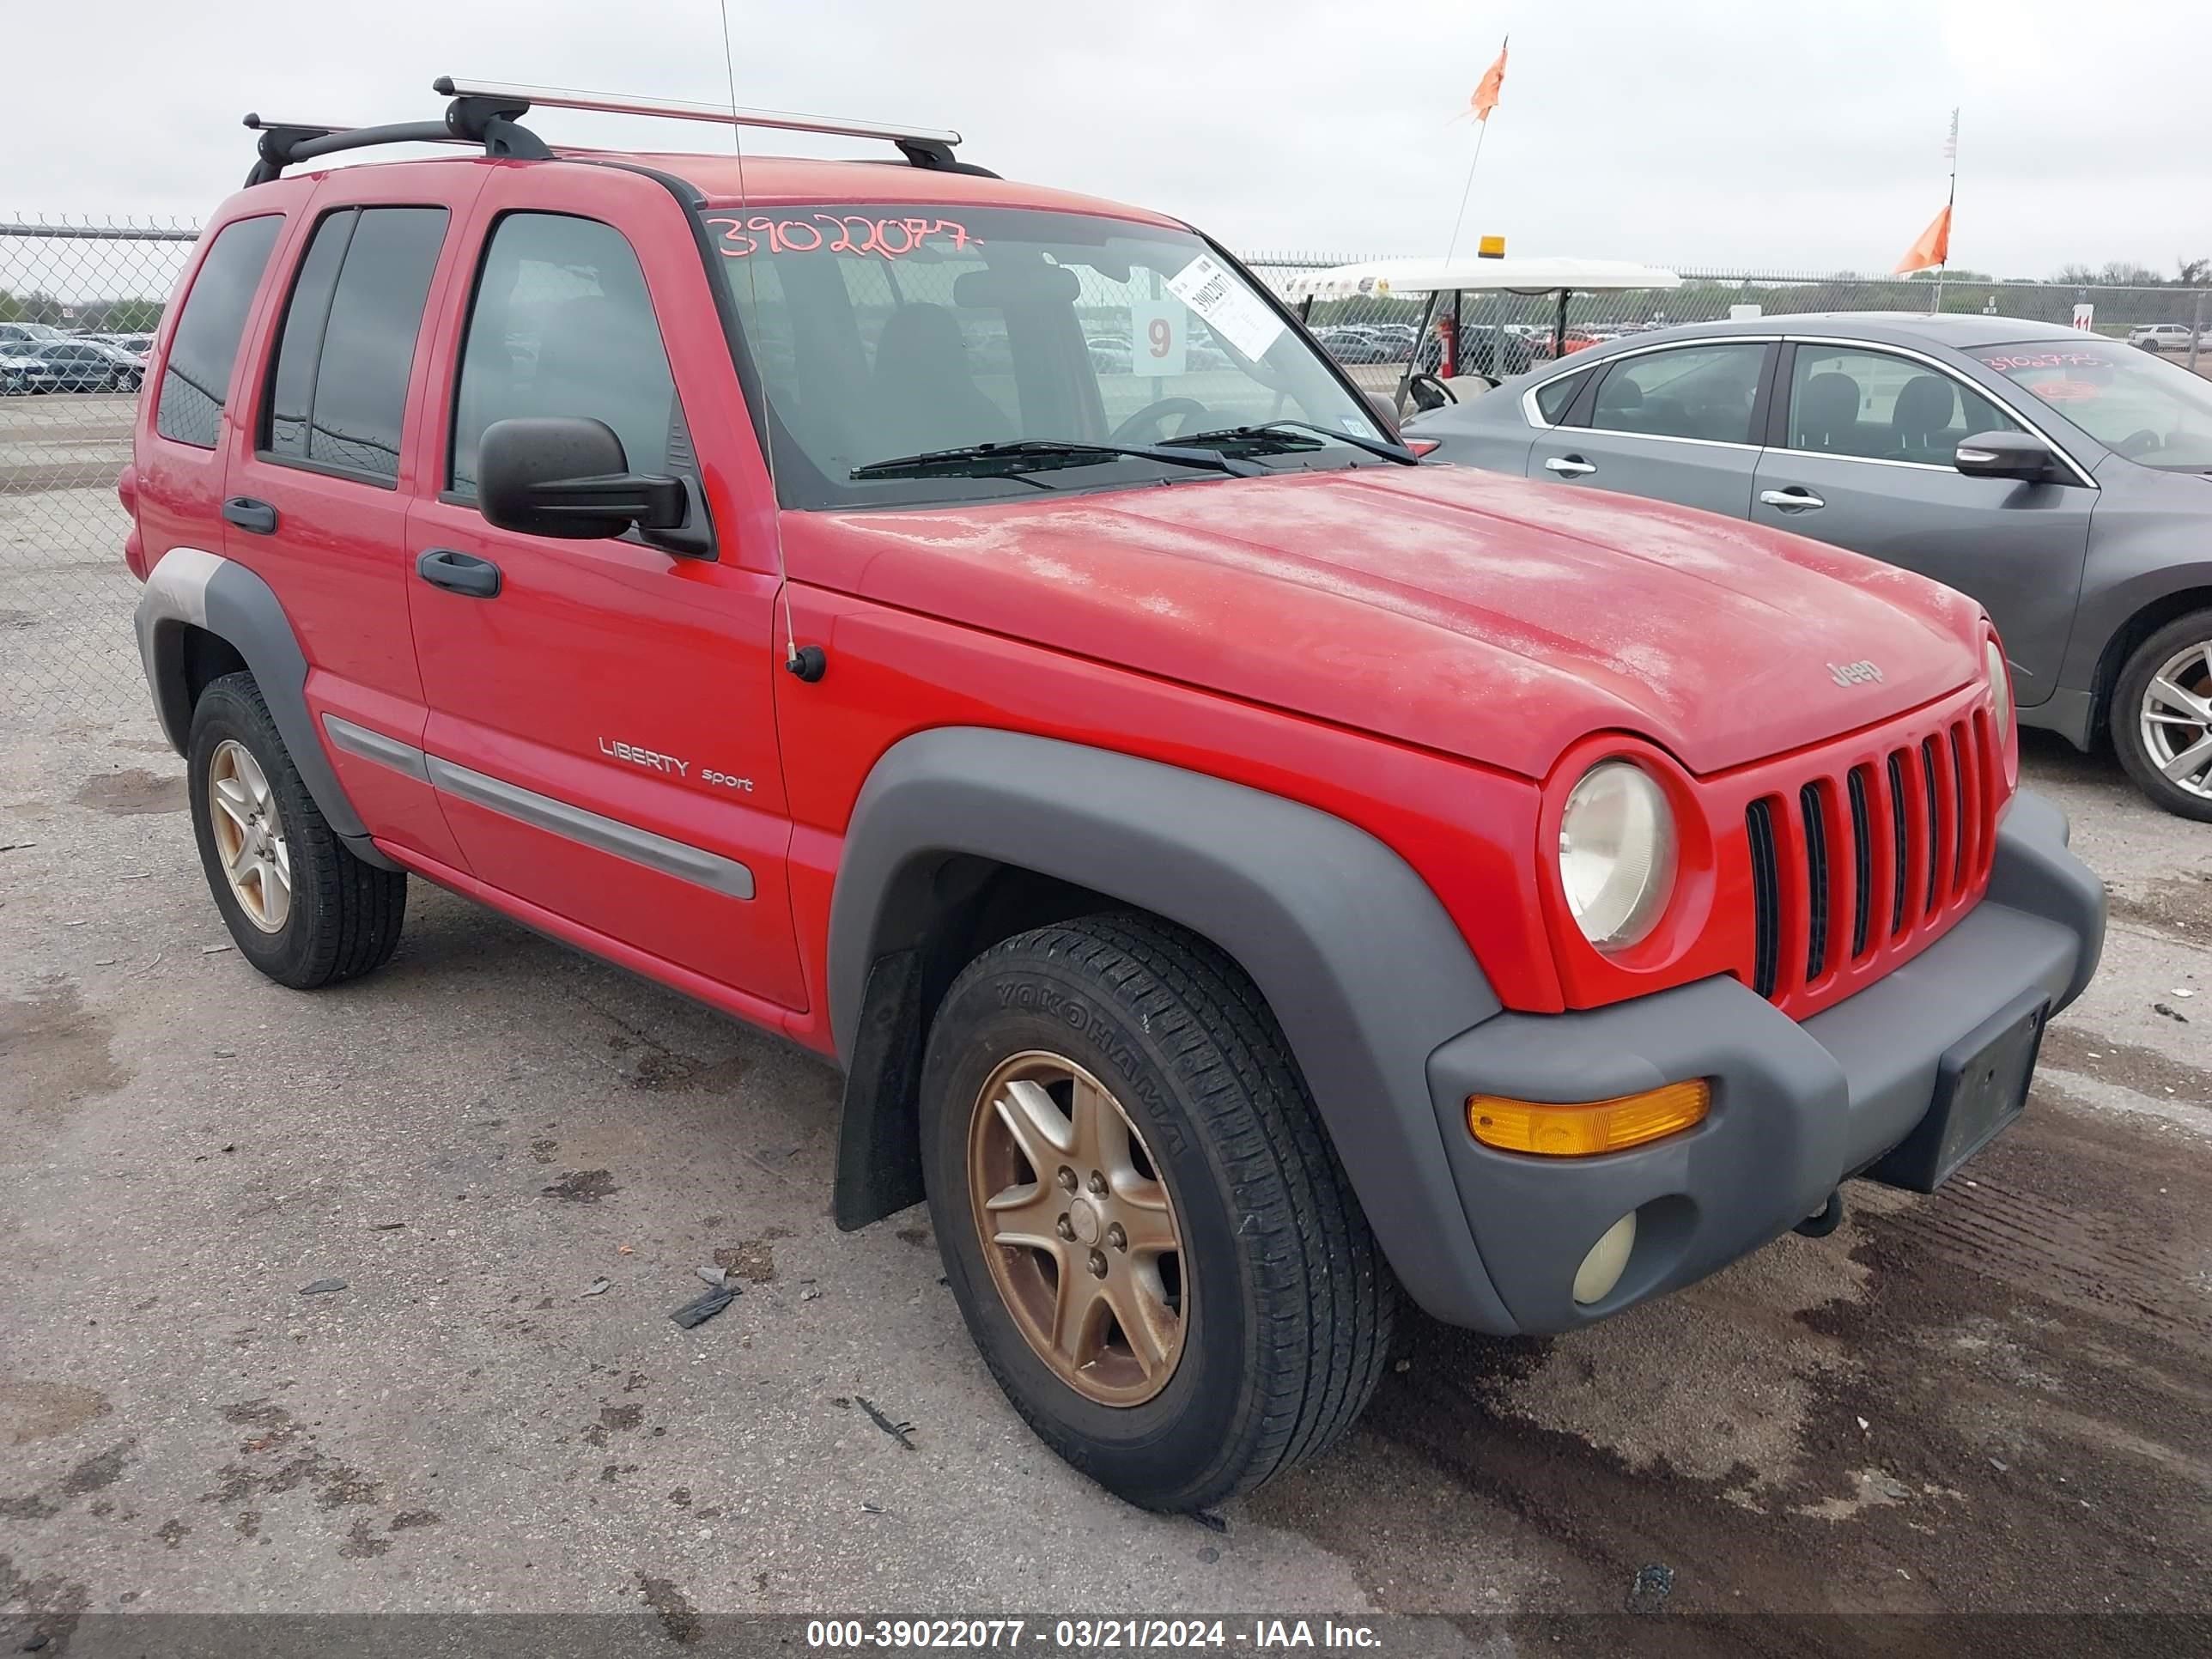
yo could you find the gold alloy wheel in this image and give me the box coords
[966,1051,1187,1406]
[207,738,292,933]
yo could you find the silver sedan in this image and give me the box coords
[1406,313,2212,818]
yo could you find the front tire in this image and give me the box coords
[187,672,406,987]
[2112,609,2212,821]
[921,914,1395,1511]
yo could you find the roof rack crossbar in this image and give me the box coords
[243,76,988,188]
[432,76,994,176]
[242,91,553,186]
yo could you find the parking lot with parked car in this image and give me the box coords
[0,335,2207,1655]
[3,462,2207,1635]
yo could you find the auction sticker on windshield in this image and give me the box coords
[1165,253,1284,363]
[1128,301,1188,375]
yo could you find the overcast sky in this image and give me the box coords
[7,0,2204,279]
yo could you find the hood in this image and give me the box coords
[784,465,1987,779]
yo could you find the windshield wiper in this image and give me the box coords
[1171,419,1420,465]
[851,438,1261,481]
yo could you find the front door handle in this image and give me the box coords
[1759,486,1826,511]
[416,547,502,599]
[221,496,279,535]
[1543,455,1597,477]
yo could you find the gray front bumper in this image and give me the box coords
[1423,790,2104,1335]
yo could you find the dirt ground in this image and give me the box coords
[1,402,2209,1657]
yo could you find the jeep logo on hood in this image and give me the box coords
[1828,659,1884,688]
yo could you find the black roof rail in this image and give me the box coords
[241,87,551,187]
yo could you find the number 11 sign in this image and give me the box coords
[1129,301,1188,376]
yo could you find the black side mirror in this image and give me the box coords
[477,416,691,541]
[1954,429,2053,481]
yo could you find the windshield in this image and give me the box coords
[1972,339,2212,472]
[700,205,1389,507]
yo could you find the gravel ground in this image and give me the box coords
[2,398,2208,1656]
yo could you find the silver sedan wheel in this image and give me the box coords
[2139,641,2212,799]
[207,739,293,932]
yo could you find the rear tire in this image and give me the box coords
[2112,608,2212,822]
[921,914,1395,1511]
[186,672,406,987]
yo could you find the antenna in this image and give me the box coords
[702,27,814,681]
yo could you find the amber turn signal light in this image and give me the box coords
[1468,1079,1711,1157]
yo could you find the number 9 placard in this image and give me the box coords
[1128,301,1188,376]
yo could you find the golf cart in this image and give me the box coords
[1283,257,1682,415]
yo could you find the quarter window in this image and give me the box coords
[1588,343,1766,444]
[1532,370,1587,424]
[155,216,283,448]
[450,213,681,497]
[1786,346,2017,466]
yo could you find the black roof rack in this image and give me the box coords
[243,76,992,187]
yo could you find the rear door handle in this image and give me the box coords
[221,496,278,535]
[1543,455,1597,477]
[415,547,502,599]
[1759,487,1825,511]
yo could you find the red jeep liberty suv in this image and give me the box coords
[121,80,2106,1511]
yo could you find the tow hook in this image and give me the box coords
[1794,1188,1845,1237]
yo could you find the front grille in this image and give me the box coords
[1743,705,1999,1010]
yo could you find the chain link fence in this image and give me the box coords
[3,218,198,723]
[1242,252,2212,400]
[6,214,2210,725]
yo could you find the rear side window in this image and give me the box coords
[261,206,448,483]
[449,213,679,497]
[155,216,283,448]
[1589,343,1767,444]
[1532,370,1586,424]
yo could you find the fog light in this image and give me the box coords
[1573,1212,1638,1305]
[1468,1079,1710,1156]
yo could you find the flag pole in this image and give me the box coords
[1443,120,1491,264]
[1933,107,1959,314]
[1443,35,1505,264]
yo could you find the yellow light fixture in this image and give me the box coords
[1468,1079,1710,1157]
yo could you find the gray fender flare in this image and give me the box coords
[135,546,395,870]
[826,726,1516,1330]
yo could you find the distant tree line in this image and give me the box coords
[2,289,166,330]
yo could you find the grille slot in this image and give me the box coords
[1887,750,1910,935]
[1921,736,1944,912]
[1800,781,1831,982]
[1746,797,1781,999]
[1847,766,1874,959]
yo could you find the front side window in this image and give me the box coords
[704,205,1388,507]
[1787,345,2017,466]
[1974,338,2212,471]
[155,215,283,448]
[261,205,447,482]
[1587,343,1765,444]
[450,213,680,496]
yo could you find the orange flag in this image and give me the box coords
[1893,204,1952,274]
[1468,40,1508,123]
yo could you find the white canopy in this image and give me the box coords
[1280,257,1682,302]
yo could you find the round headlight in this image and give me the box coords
[1984,640,2013,744]
[1559,761,1677,951]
